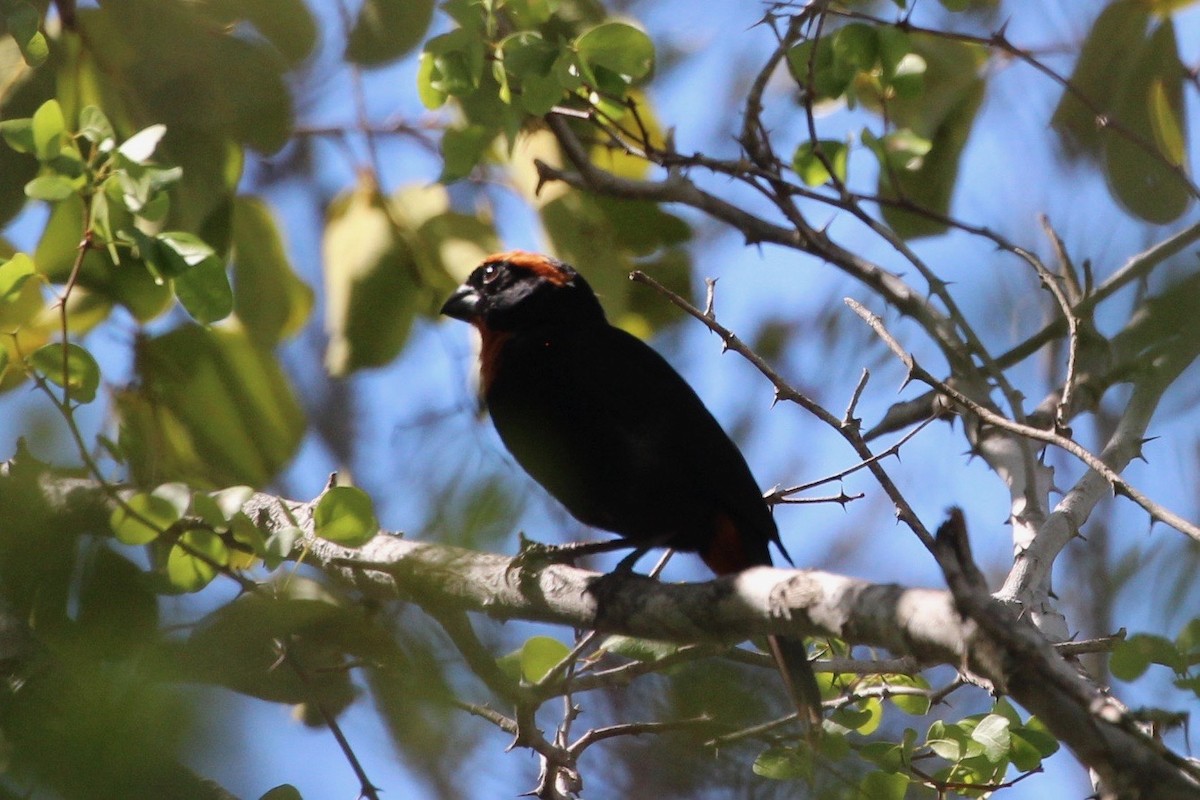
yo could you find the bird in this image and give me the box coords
[441,250,823,725]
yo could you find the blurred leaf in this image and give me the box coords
[193,0,318,65]
[575,22,654,82]
[598,634,683,662]
[324,174,426,375]
[28,341,100,402]
[439,124,494,182]
[519,636,570,683]
[30,96,64,160]
[110,492,179,545]
[0,251,36,301]
[313,486,379,547]
[793,139,848,186]
[0,36,52,227]
[1052,0,1149,156]
[123,325,304,487]
[1102,19,1191,223]
[231,196,313,346]
[0,115,34,153]
[4,1,48,66]
[859,771,909,800]
[753,745,811,781]
[1112,633,1184,679]
[260,786,303,800]
[79,1,293,154]
[24,173,77,200]
[180,586,392,716]
[166,529,227,592]
[77,547,160,652]
[346,0,435,67]
[877,35,986,238]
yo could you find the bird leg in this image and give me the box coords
[512,535,636,569]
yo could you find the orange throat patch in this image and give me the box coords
[474,322,513,396]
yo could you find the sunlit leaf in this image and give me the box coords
[31,98,65,161]
[313,486,379,547]
[0,252,36,302]
[575,22,654,82]
[166,530,228,592]
[28,342,100,403]
[110,492,180,545]
[323,174,425,375]
[231,197,312,346]
[123,325,304,487]
[519,636,570,683]
[792,139,848,186]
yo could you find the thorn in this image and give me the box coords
[324,472,339,491]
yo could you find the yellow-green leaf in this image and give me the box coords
[110,492,180,545]
[28,342,100,403]
[313,486,379,547]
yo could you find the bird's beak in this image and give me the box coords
[440,284,481,321]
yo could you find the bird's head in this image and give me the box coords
[441,251,606,331]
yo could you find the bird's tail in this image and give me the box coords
[767,634,824,727]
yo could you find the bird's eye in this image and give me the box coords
[482,264,501,284]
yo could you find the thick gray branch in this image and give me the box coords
[12,474,1200,799]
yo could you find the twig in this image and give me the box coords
[846,297,1200,544]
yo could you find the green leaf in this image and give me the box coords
[876,35,987,238]
[5,2,48,67]
[323,176,424,375]
[1112,633,1183,679]
[121,325,305,487]
[1052,0,1150,156]
[345,0,435,67]
[0,253,36,302]
[313,486,379,547]
[31,98,65,161]
[575,22,655,83]
[792,139,848,186]
[970,714,1011,763]
[78,105,116,147]
[519,636,570,683]
[416,52,448,109]
[859,771,909,800]
[0,117,35,154]
[29,342,101,403]
[231,197,313,346]
[110,492,180,545]
[264,525,302,569]
[197,0,318,65]
[168,240,233,325]
[260,786,303,800]
[598,634,683,662]
[24,174,77,201]
[787,37,855,99]
[752,746,811,781]
[439,124,494,182]
[1102,19,1191,223]
[166,530,228,592]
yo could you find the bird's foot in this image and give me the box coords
[510,535,633,571]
